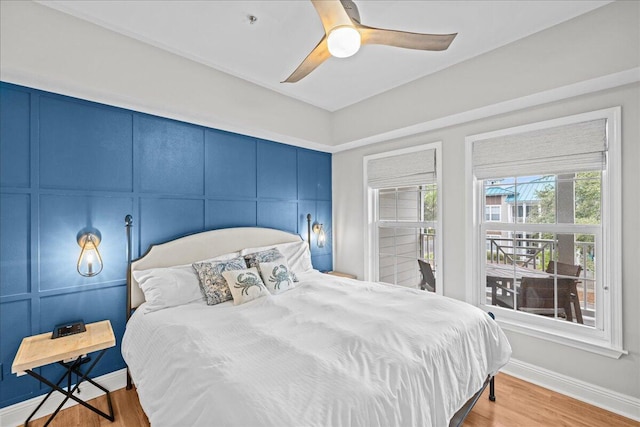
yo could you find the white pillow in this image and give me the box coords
[258,260,295,294]
[133,251,241,313]
[282,240,314,274]
[240,240,313,275]
[133,265,203,314]
[222,268,270,305]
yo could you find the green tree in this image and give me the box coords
[422,185,437,221]
[575,171,601,224]
[422,185,437,260]
[527,172,601,225]
[528,180,555,224]
[526,173,600,271]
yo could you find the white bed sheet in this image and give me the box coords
[122,271,511,427]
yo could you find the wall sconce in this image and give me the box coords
[77,228,103,277]
[314,223,326,248]
[306,213,326,248]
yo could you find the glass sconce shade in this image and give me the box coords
[77,230,103,277]
[307,213,327,249]
[313,223,326,248]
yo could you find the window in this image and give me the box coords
[466,108,623,358]
[485,205,501,221]
[378,185,437,287]
[364,143,442,294]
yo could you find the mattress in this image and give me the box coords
[122,271,511,426]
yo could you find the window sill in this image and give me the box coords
[484,306,627,359]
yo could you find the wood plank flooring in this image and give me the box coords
[464,374,638,427]
[25,373,637,427]
[24,387,149,427]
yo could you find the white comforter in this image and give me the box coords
[122,272,511,427]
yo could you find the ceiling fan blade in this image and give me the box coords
[282,36,331,83]
[311,0,353,34]
[357,24,457,51]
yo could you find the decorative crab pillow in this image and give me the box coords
[243,248,298,282]
[192,256,247,306]
[258,260,295,294]
[221,268,270,305]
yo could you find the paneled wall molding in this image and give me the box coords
[0,82,332,408]
[502,358,640,422]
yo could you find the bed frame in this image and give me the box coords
[123,216,496,426]
[126,219,302,317]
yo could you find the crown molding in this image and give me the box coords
[330,67,640,153]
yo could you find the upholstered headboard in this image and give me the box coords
[127,227,302,316]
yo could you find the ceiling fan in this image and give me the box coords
[283,0,457,83]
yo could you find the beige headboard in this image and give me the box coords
[127,227,303,315]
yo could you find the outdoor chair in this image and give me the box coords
[488,276,516,309]
[545,261,582,278]
[518,261,584,323]
[418,259,436,292]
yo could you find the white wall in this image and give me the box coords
[334,0,639,411]
[0,0,333,150]
[330,0,639,148]
[334,82,640,399]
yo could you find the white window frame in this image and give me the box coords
[364,142,443,295]
[465,107,625,358]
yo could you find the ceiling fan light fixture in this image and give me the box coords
[327,26,361,58]
[282,0,457,83]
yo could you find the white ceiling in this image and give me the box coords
[38,0,611,112]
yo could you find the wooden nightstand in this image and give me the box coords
[325,271,357,279]
[12,320,116,426]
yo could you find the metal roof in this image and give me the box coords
[503,176,555,203]
[485,186,514,196]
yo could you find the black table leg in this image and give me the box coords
[24,364,77,426]
[23,349,114,426]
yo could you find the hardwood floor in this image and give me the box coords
[464,374,638,427]
[25,387,149,427]
[25,373,637,427]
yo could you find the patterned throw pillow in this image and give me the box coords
[258,261,295,294]
[221,268,270,305]
[192,256,247,305]
[244,248,299,282]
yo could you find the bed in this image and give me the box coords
[121,225,511,427]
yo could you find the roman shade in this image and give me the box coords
[473,119,607,179]
[367,148,436,189]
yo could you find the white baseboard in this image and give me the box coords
[502,358,640,422]
[0,368,127,427]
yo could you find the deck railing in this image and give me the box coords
[486,236,554,270]
[420,231,436,263]
[486,236,596,318]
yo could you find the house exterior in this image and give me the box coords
[485,176,553,265]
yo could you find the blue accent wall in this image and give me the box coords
[0,82,332,408]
